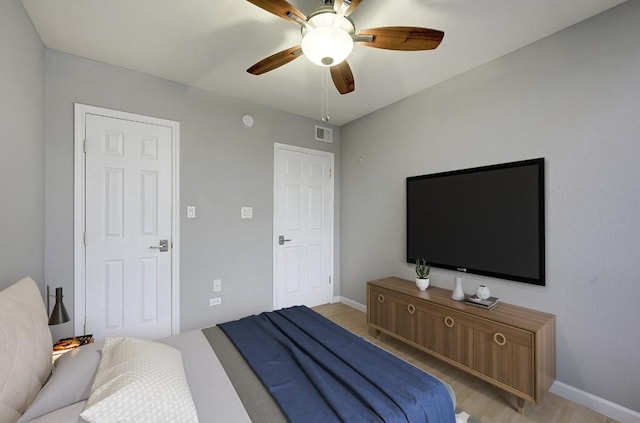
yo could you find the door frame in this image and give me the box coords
[272,143,335,309]
[73,103,181,336]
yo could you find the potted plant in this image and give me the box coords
[415,258,430,291]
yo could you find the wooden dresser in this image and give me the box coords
[367,277,555,413]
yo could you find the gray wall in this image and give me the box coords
[44,50,340,341]
[0,0,45,290]
[340,0,640,413]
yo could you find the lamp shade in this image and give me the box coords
[301,26,354,66]
[49,287,70,325]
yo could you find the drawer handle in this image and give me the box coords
[407,304,416,314]
[444,316,455,328]
[494,332,507,346]
[377,294,385,304]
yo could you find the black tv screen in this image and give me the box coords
[407,158,545,286]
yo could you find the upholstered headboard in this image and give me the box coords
[0,277,53,423]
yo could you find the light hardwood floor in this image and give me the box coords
[314,303,618,423]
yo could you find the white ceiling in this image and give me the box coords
[22,0,627,126]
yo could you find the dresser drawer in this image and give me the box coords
[474,319,533,348]
[368,286,429,344]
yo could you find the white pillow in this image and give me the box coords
[80,337,199,423]
[17,342,102,422]
[0,277,53,423]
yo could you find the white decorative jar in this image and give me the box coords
[451,276,464,301]
[416,277,429,291]
[476,285,491,300]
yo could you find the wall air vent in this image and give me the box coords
[315,125,334,143]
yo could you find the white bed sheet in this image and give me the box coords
[161,329,251,423]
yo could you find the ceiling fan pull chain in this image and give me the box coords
[322,68,330,122]
[325,68,330,122]
[320,69,325,121]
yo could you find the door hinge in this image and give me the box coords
[83,321,87,335]
[329,276,332,285]
[329,168,332,178]
[83,232,87,246]
[83,139,87,153]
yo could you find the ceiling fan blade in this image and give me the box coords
[247,46,303,75]
[330,61,355,94]
[246,0,306,24]
[357,26,444,51]
[333,0,362,17]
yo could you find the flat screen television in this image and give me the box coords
[406,158,545,286]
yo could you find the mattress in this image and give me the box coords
[21,329,250,423]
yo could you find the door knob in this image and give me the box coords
[150,239,169,252]
[278,235,292,245]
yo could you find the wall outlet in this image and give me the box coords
[187,206,196,219]
[213,279,222,292]
[209,297,221,306]
[241,207,253,219]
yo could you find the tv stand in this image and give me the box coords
[367,277,555,413]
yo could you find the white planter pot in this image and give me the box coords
[416,277,430,291]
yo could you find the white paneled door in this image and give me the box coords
[82,111,176,340]
[274,144,334,309]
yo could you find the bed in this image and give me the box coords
[1,277,464,423]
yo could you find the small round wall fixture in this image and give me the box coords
[241,114,254,128]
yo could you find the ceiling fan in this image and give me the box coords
[246,0,444,95]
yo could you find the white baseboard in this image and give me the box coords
[333,297,640,422]
[336,296,367,313]
[550,381,640,423]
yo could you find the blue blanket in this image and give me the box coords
[219,306,455,423]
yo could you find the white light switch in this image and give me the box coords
[187,206,196,219]
[213,279,222,292]
[241,207,253,219]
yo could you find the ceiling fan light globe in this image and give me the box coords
[301,26,353,67]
